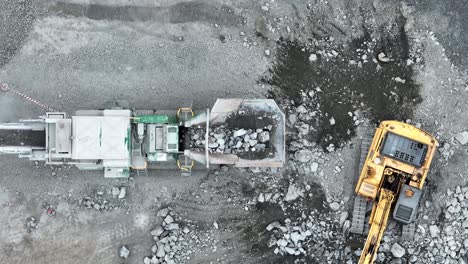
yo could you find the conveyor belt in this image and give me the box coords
[0,130,46,147]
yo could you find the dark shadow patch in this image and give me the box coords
[264,17,421,150]
[50,2,243,27]
[0,0,37,68]
[239,202,296,264]
[302,181,327,213]
[240,182,256,198]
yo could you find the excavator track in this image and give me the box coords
[350,196,368,234]
[350,134,373,235]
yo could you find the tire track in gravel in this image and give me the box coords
[171,171,293,264]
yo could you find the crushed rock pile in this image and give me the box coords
[260,182,354,263]
[376,185,468,264]
[190,125,271,153]
[261,183,468,263]
[265,210,351,262]
[143,207,195,264]
[78,186,127,211]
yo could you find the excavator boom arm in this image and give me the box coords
[358,189,396,264]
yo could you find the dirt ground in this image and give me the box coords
[1,0,468,264]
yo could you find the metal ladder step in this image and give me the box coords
[136,169,148,177]
[177,155,194,177]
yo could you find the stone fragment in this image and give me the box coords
[297,123,310,135]
[249,139,258,147]
[111,187,120,197]
[119,245,130,259]
[394,77,406,84]
[310,162,319,172]
[429,225,440,238]
[151,226,165,237]
[250,132,258,139]
[378,52,390,62]
[309,54,317,62]
[296,105,307,113]
[157,208,169,217]
[118,187,126,199]
[329,202,340,211]
[277,239,288,247]
[258,193,265,203]
[166,223,179,230]
[266,221,281,231]
[455,131,468,145]
[288,114,297,126]
[156,245,166,258]
[285,184,304,201]
[284,247,296,255]
[258,131,270,143]
[294,149,313,162]
[391,243,405,258]
[164,215,174,224]
[233,129,248,138]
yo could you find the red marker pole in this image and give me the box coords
[0,82,56,111]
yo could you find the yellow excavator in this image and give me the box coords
[350,120,438,264]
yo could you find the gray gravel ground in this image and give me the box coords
[1,0,468,264]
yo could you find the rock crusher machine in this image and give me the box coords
[0,99,285,178]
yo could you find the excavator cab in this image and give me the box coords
[351,121,438,264]
[380,131,429,224]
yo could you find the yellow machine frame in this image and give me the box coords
[354,120,438,264]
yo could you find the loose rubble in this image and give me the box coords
[78,186,127,211]
[263,177,468,263]
[190,126,271,154]
[143,207,194,264]
[375,185,468,263]
[265,207,352,262]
